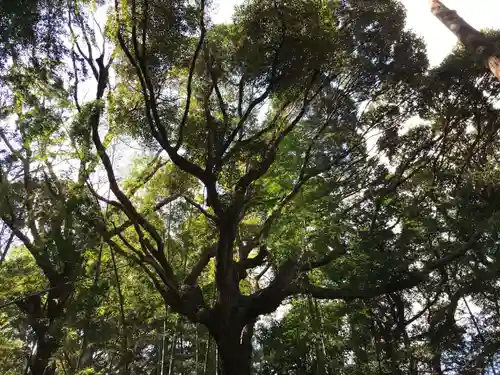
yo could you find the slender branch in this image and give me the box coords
[0,130,24,160]
[116,27,212,190]
[111,150,166,198]
[175,0,207,150]
[232,72,324,206]
[183,196,218,222]
[106,194,181,238]
[221,5,287,157]
[86,182,124,210]
[0,230,14,265]
[68,1,99,79]
[255,264,271,286]
[299,238,347,272]
[206,53,229,128]
[115,1,221,217]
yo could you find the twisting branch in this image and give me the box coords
[297,231,483,301]
[220,1,287,158]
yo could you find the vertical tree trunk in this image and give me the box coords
[431,353,443,375]
[29,330,58,375]
[216,336,252,375]
[17,291,67,375]
[111,247,129,374]
[215,321,254,375]
[195,325,199,375]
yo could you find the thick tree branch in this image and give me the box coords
[1,216,59,284]
[237,245,269,271]
[245,260,298,320]
[243,229,482,323]
[184,244,217,285]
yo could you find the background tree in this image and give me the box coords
[429,0,500,80]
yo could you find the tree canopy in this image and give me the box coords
[1,0,500,374]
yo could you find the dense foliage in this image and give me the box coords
[1,0,500,374]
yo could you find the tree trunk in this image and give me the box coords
[29,331,58,375]
[215,323,254,375]
[431,349,443,375]
[429,0,500,80]
[17,294,64,375]
[217,341,251,375]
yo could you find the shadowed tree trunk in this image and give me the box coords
[213,321,254,375]
[429,0,500,80]
[16,280,75,375]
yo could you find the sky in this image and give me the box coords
[211,0,500,66]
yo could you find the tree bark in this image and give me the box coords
[215,322,254,375]
[431,352,443,375]
[429,0,500,80]
[28,329,58,375]
[17,286,70,375]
